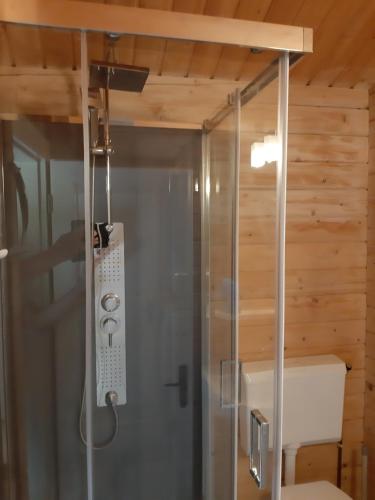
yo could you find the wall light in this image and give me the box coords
[250,135,281,168]
[264,135,281,163]
[250,142,266,169]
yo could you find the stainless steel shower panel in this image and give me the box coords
[94,222,126,407]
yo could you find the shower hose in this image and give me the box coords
[79,383,119,450]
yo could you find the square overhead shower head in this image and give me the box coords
[89,61,150,93]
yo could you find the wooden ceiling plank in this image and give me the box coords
[5,25,44,68]
[239,0,334,83]
[87,32,105,63]
[133,36,166,73]
[39,28,75,69]
[160,40,196,77]
[112,35,137,66]
[160,0,207,77]
[138,0,172,8]
[0,23,14,66]
[38,27,47,68]
[308,1,375,86]
[187,0,242,78]
[351,44,375,89]
[291,0,368,85]
[287,0,336,84]
[292,0,336,30]
[330,35,375,89]
[237,0,306,81]
[213,0,273,80]
[264,0,306,25]
[133,0,174,74]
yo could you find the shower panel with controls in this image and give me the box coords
[94,222,126,407]
[88,34,149,410]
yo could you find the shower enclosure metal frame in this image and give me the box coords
[0,6,312,500]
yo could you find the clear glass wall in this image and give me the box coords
[237,58,288,500]
[89,126,202,500]
[202,96,240,500]
[0,118,87,499]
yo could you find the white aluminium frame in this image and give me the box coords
[272,52,290,500]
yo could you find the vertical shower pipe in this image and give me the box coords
[272,52,290,500]
[80,32,94,500]
[104,75,112,229]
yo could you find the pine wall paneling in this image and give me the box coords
[238,85,368,500]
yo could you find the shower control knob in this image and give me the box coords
[100,315,120,336]
[101,293,120,312]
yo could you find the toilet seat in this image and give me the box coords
[281,481,352,500]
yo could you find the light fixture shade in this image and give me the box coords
[250,142,266,168]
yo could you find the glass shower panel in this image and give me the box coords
[0,119,87,500]
[237,60,284,499]
[0,24,87,500]
[89,126,202,500]
[202,93,240,500]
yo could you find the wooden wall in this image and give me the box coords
[366,86,375,499]
[238,85,369,500]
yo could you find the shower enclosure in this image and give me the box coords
[0,11,305,500]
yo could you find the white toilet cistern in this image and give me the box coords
[240,354,347,487]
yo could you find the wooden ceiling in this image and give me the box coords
[1,0,375,88]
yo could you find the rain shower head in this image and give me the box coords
[90,61,150,93]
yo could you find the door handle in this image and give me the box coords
[164,364,188,408]
[249,409,269,490]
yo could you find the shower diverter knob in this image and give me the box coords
[100,315,120,335]
[101,292,120,312]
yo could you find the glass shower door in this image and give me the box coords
[203,54,290,500]
[236,54,289,500]
[202,92,240,500]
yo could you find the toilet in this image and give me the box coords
[240,354,352,499]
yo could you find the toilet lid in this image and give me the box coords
[282,481,352,500]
